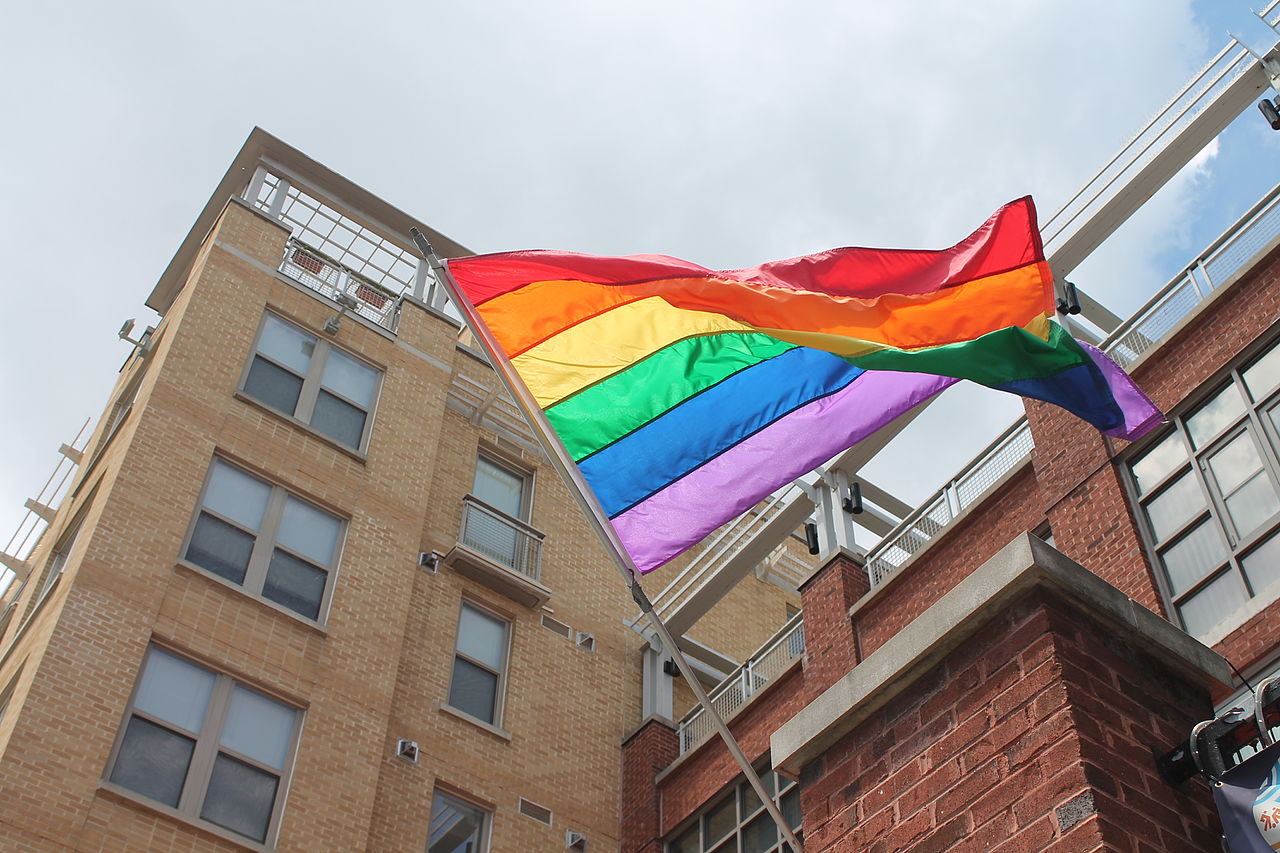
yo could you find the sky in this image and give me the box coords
[2,0,1280,560]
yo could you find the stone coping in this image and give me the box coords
[771,533,1231,778]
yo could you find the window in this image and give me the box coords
[465,455,534,572]
[1130,338,1280,637]
[428,790,490,853]
[242,313,381,450]
[38,519,83,602]
[184,459,343,622]
[107,646,301,844]
[667,763,801,853]
[447,602,511,726]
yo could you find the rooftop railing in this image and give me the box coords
[677,612,805,753]
[279,239,402,330]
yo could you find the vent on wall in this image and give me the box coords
[395,739,419,763]
[519,797,553,825]
[566,829,587,850]
[541,614,572,639]
[576,631,596,653]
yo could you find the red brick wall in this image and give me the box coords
[798,590,1218,852]
[621,719,679,853]
[798,552,868,699]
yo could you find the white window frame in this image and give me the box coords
[239,311,383,452]
[103,645,303,847]
[446,600,513,728]
[1128,337,1280,640]
[180,457,346,625]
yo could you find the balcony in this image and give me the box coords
[677,612,806,754]
[443,496,550,608]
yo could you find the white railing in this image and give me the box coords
[677,613,805,753]
[1103,181,1280,368]
[280,240,402,330]
[865,419,1035,586]
[459,496,544,582]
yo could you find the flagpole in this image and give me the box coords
[410,230,804,853]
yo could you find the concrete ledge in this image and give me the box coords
[771,533,1232,778]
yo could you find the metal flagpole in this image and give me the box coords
[410,229,804,853]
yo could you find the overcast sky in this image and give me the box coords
[3,1,1280,560]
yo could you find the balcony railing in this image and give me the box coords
[458,496,544,583]
[677,613,805,754]
[279,240,401,331]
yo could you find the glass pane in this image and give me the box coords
[258,314,315,374]
[1131,432,1189,495]
[740,782,762,820]
[109,716,195,807]
[311,390,366,448]
[1242,531,1280,596]
[473,457,526,518]
[204,461,269,531]
[277,497,340,566]
[263,549,327,620]
[1207,432,1268,495]
[1144,472,1206,542]
[1161,521,1228,596]
[1244,343,1280,401]
[1179,570,1248,636]
[669,823,700,853]
[709,838,740,853]
[320,348,378,408]
[1187,384,1246,449]
[429,792,486,853]
[743,811,778,853]
[456,605,507,670]
[781,787,801,830]
[703,793,737,847]
[244,357,304,416]
[448,657,499,723]
[186,514,254,584]
[134,648,214,733]
[201,752,278,842]
[1223,472,1280,539]
[220,685,296,770]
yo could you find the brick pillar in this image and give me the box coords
[798,551,869,699]
[621,717,679,853]
[1024,398,1165,616]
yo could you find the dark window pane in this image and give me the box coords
[703,793,736,846]
[781,786,801,830]
[263,549,326,620]
[668,824,699,853]
[186,513,253,584]
[743,811,777,853]
[311,390,365,448]
[109,716,195,807]
[200,752,278,842]
[448,657,498,723]
[244,357,303,415]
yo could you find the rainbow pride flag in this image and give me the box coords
[445,197,1160,573]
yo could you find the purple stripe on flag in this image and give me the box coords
[611,370,957,573]
[1077,341,1163,440]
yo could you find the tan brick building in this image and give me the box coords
[0,130,805,852]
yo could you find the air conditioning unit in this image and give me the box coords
[396,739,419,763]
[565,829,587,851]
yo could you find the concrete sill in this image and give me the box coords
[232,392,369,464]
[174,561,329,637]
[97,782,273,852]
[438,703,513,741]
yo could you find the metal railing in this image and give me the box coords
[1103,181,1280,368]
[865,419,1035,586]
[459,496,544,582]
[279,239,402,330]
[677,613,806,753]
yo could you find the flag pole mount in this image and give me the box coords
[409,229,804,853]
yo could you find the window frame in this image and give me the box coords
[238,311,383,453]
[180,457,346,625]
[428,788,492,853]
[446,599,513,728]
[471,451,534,523]
[1128,338,1280,639]
[664,759,801,853]
[103,645,304,848]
